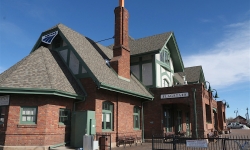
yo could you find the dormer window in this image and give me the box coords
[160,50,170,65]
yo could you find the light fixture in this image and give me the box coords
[204,81,212,92]
[222,99,229,108]
[212,89,219,99]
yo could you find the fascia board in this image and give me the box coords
[99,82,154,101]
[0,87,85,100]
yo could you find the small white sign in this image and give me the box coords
[0,95,9,106]
[161,92,189,99]
[186,140,208,148]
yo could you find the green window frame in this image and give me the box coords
[20,107,37,124]
[0,106,6,125]
[133,106,140,129]
[102,101,113,131]
[59,108,71,125]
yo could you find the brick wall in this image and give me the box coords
[78,77,143,145]
[2,94,74,146]
[145,84,210,138]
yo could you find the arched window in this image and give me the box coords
[102,101,113,130]
[163,79,169,87]
[133,106,140,129]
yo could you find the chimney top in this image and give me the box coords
[119,0,124,7]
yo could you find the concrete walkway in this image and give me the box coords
[53,129,250,150]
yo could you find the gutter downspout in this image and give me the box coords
[142,100,151,142]
[192,88,198,138]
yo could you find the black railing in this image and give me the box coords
[152,134,250,150]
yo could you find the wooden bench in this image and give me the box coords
[116,134,137,147]
[164,132,175,142]
[177,131,186,137]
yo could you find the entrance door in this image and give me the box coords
[186,112,190,137]
[163,109,172,132]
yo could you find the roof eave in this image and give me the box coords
[99,82,153,101]
[0,87,85,100]
[131,49,160,57]
[167,33,184,73]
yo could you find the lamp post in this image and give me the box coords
[234,108,239,122]
[204,81,212,92]
[246,108,249,124]
[212,89,219,99]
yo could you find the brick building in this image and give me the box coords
[0,0,226,149]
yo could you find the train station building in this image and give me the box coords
[0,1,227,149]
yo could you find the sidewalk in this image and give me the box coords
[53,129,250,150]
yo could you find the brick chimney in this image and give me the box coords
[110,0,130,81]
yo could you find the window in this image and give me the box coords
[102,101,113,130]
[69,51,79,74]
[131,65,140,79]
[160,50,170,64]
[142,63,152,86]
[0,106,6,124]
[164,109,172,132]
[59,108,71,125]
[133,106,140,129]
[205,104,212,123]
[177,110,182,131]
[20,107,37,124]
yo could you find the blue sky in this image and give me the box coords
[0,0,249,118]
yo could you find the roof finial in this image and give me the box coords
[119,0,124,7]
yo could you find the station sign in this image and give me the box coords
[161,92,189,99]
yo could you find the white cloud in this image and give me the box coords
[183,20,250,89]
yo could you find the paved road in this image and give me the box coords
[53,129,250,150]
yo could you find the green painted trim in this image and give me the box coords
[75,73,90,78]
[0,87,84,100]
[168,33,184,72]
[130,59,153,66]
[131,50,160,58]
[160,72,171,87]
[102,101,113,131]
[155,59,173,73]
[19,106,37,125]
[99,83,153,101]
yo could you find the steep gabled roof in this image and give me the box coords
[108,32,184,72]
[0,46,85,99]
[108,32,172,56]
[128,32,172,56]
[178,66,205,83]
[31,24,153,100]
